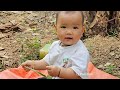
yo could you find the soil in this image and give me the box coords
[0,11,119,78]
[84,35,120,77]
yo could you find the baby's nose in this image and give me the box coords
[66,29,73,35]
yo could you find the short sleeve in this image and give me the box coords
[43,41,58,65]
[70,51,90,79]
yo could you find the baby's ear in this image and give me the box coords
[82,25,85,33]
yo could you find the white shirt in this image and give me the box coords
[43,40,90,79]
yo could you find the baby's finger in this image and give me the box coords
[23,66,31,71]
[24,68,30,72]
[46,66,51,70]
[47,69,52,75]
[21,60,31,67]
[21,62,28,66]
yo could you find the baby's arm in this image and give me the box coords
[58,67,81,79]
[33,59,49,70]
[21,59,49,70]
[46,66,81,79]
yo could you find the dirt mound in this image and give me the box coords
[84,35,120,77]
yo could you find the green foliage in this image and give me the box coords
[108,28,118,37]
[18,35,41,64]
[42,39,55,47]
[104,64,117,74]
[25,66,52,79]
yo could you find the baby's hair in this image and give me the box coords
[56,11,84,25]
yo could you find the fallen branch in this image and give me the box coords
[89,12,120,29]
[89,11,100,28]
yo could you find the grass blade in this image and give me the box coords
[25,66,47,77]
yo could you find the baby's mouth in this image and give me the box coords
[65,37,73,40]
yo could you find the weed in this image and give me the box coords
[108,27,118,37]
[17,33,41,64]
[104,64,117,74]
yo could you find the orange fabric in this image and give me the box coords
[0,66,48,79]
[87,62,119,79]
[0,62,119,79]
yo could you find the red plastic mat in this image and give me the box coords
[0,62,119,79]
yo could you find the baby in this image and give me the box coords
[21,11,90,79]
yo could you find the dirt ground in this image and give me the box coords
[0,11,120,78]
[0,11,57,69]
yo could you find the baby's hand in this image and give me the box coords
[21,60,35,71]
[46,66,61,77]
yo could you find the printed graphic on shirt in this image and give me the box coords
[62,56,70,68]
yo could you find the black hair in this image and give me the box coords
[56,11,84,25]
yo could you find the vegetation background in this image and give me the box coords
[0,11,119,78]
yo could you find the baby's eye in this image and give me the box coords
[73,27,79,29]
[61,26,66,28]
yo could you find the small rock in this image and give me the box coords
[109,52,115,56]
[2,61,10,66]
[0,47,5,51]
[98,64,104,69]
[0,52,6,56]
[17,25,26,31]
[104,62,111,67]
[27,15,34,21]
[115,55,120,59]
[10,11,25,14]
[32,33,39,36]
[26,11,33,14]
[0,33,7,39]
[118,71,120,75]
[10,20,17,25]
[0,55,9,59]
[32,13,38,17]
[0,25,6,29]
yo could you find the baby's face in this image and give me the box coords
[56,12,84,46]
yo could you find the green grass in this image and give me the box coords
[25,66,52,79]
[18,36,41,64]
[104,64,117,75]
